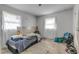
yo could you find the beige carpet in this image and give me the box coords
[1,39,67,54]
[22,40,67,54]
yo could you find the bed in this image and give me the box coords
[6,35,39,54]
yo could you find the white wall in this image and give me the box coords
[37,9,73,38]
[0,5,36,48]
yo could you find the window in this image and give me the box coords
[45,17,56,30]
[3,11,21,30]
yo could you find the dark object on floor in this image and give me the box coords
[64,32,77,54]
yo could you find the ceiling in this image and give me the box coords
[7,4,74,16]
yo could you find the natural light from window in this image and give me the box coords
[3,11,21,30]
[45,17,56,30]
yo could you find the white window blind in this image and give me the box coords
[3,11,21,30]
[45,17,56,30]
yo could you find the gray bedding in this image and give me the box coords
[6,36,38,53]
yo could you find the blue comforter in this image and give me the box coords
[6,36,37,53]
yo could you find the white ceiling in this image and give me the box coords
[7,4,74,16]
